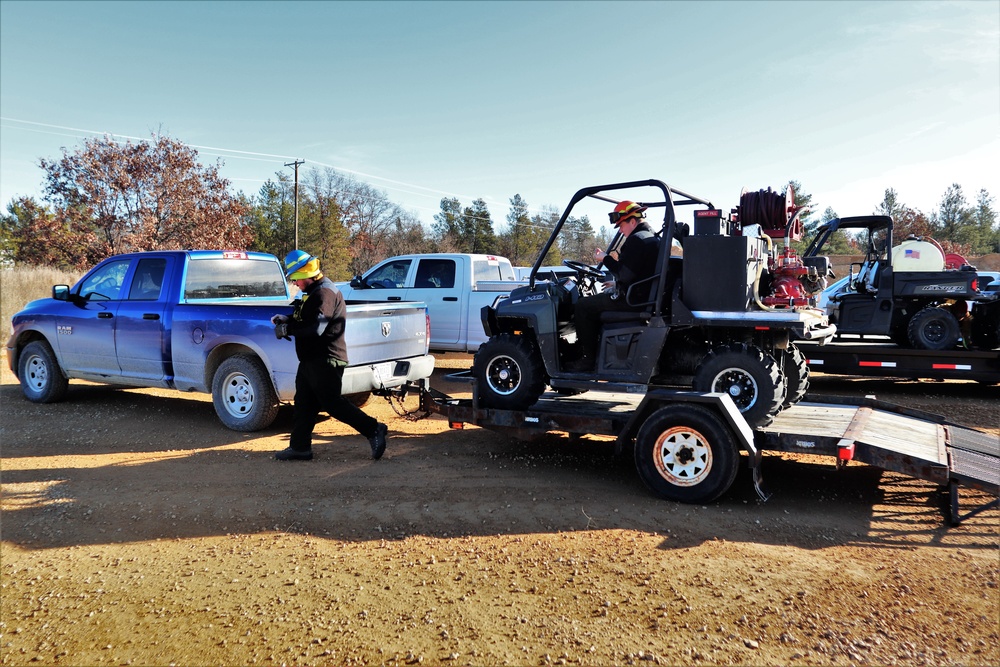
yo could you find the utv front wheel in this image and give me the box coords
[692,343,785,426]
[473,333,546,411]
[780,344,810,408]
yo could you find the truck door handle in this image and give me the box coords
[444,297,458,302]
[388,296,401,301]
[143,313,160,320]
[98,312,113,319]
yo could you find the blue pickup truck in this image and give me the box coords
[6,250,435,431]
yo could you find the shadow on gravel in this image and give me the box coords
[3,425,996,554]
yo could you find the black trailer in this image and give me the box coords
[795,339,1000,384]
[411,381,999,526]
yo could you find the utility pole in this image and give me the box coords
[284,159,305,250]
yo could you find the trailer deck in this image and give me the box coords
[419,385,999,524]
[796,339,1000,383]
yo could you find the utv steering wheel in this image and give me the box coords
[562,259,605,279]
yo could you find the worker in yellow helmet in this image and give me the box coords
[271,250,388,461]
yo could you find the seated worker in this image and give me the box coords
[567,200,659,372]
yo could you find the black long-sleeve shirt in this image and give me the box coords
[287,277,349,364]
[602,221,659,304]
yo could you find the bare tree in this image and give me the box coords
[39,133,251,259]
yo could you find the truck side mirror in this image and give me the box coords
[350,275,366,288]
[52,284,71,301]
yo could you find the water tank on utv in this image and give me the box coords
[891,239,945,272]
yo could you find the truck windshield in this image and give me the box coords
[184,258,287,300]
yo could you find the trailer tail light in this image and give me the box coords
[838,442,855,461]
[449,421,465,430]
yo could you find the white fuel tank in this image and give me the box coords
[891,239,945,272]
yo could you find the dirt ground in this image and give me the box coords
[1,352,998,666]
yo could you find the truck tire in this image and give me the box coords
[907,305,960,350]
[781,344,810,408]
[17,340,69,404]
[212,354,280,432]
[473,333,546,411]
[692,343,785,427]
[633,403,740,504]
[344,391,373,409]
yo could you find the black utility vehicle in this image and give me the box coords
[473,180,835,425]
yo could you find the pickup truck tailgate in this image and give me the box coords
[344,301,428,364]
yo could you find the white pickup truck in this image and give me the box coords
[337,253,526,353]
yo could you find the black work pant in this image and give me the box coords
[574,291,645,361]
[290,358,378,452]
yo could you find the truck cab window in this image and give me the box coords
[415,259,455,288]
[366,260,411,289]
[79,259,131,301]
[128,258,167,300]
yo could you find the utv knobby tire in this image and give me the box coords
[634,404,740,504]
[780,344,810,408]
[212,354,280,431]
[692,343,785,427]
[473,333,546,411]
[908,305,960,351]
[17,340,69,403]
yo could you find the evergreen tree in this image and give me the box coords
[459,198,497,254]
[971,188,999,254]
[432,197,463,250]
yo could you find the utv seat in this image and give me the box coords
[599,257,683,326]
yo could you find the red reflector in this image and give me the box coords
[754,326,770,331]
[449,421,464,429]
[838,443,855,461]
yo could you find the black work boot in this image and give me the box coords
[369,423,388,460]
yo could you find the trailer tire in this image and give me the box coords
[473,333,546,411]
[908,305,960,350]
[781,344,810,408]
[212,354,280,432]
[17,340,69,404]
[634,404,740,504]
[692,343,785,426]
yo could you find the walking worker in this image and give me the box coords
[271,250,388,461]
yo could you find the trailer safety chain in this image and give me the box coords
[380,390,432,421]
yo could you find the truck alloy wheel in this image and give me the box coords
[634,404,739,503]
[473,333,546,411]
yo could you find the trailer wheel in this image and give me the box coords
[908,305,960,350]
[473,333,546,410]
[17,340,69,404]
[692,343,785,426]
[780,344,810,408]
[212,354,280,431]
[634,404,740,504]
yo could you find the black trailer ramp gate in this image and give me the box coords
[418,384,999,525]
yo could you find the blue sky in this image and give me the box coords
[1,0,998,234]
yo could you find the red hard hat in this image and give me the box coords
[609,201,647,227]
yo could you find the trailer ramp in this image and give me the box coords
[759,397,999,524]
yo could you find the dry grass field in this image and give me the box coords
[1,267,82,344]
